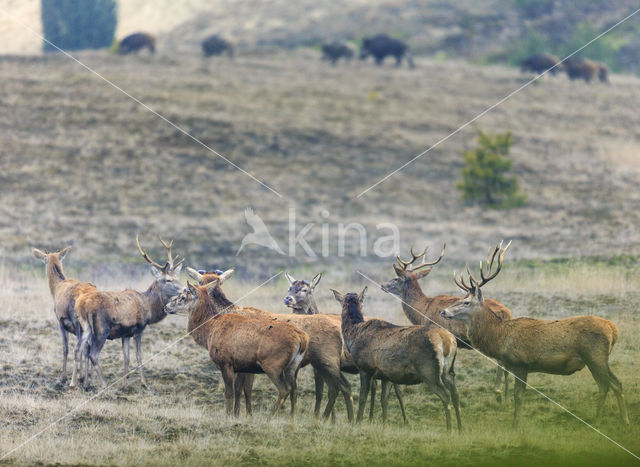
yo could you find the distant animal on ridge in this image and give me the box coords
[564,57,609,83]
[118,32,156,55]
[202,35,234,57]
[321,41,354,64]
[359,34,414,68]
[520,53,564,75]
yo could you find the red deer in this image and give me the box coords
[33,247,96,383]
[73,237,184,389]
[186,268,355,421]
[284,272,406,423]
[332,287,462,430]
[380,245,510,400]
[166,278,309,416]
[118,33,156,55]
[441,242,629,426]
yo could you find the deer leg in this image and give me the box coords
[429,379,453,433]
[369,379,377,421]
[492,364,503,402]
[220,366,236,417]
[503,369,509,403]
[356,372,373,423]
[71,325,89,388]
[313,367,324,417]
[393,384,408,425]
[607,368,630,426]
[121,337,130,389]
[512,368,528,427]
[337,372,354,423]
[87,327,108,390]
[380,380,391,422]
[244,374,254,416]
[59,322,68,383]
[443,371,462,432]
[234,373,245,417]
[134,333,147,387]
[319,368,339,421]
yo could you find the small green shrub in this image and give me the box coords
[457,131,526,208]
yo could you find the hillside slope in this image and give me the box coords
[1,51,639,273]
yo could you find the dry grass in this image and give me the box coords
[1,263,639,465]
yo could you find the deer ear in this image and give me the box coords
[150,266,163,280]
[32,248,47,263]
[358,286,368,303]
[187,281,199,296]
[59,246,72,261]
[218,269,234,284]
[310,273,322,289]
[330,289,344,304]
[186,267,204,284]
[416,267,432,279]
[285,272,295,284]
[393,264,405,276]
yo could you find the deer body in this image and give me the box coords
[167,281,309,416]
[33,247,97,383]
[188,269,354,421]
[333,288,462,430]
[73,237,185,389]
[381,245,510,400]
[442,241,630,426]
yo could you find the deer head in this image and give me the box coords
[380,244,445,297]
[165,281,202,315]
[283,272,322,313]
[136,235,185,303]
[441,241,511,323]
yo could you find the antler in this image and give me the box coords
[136,235,169,272]
[456,240,511,292]
[397,243,446,272]
[159,237,184,270]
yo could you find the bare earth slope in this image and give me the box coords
[1,51,640,270]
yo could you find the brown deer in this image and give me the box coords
[166,278,309,416]
[441,241,630,426]
[187,268,355,421]
[73,237,184,389]
[33,247,97,383]
[332,287,462,431]
[284,272,406,423]
[380,244,510,401]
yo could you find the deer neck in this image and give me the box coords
[297,297,319,315]
[400,278,429,325]
[143,282,167,324]
[188,290,219,348]
[467,306,505,359]
[341,301,364,348]
[46,259,67,297]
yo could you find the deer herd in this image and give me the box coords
[32,237,630,431]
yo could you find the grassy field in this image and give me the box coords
[0,260,639,465]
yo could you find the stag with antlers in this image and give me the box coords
[72,236,184,389]
[380,243,511,401]
[442,241,629,426]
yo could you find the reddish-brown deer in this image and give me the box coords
[166,279,309,416]
[284,272,406,423]
[73,237,184,389]
[441,241,630,426]
[380,244,510,400]
[333,287,462,431]
[33,247,97,383]
[188,268,355,421]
